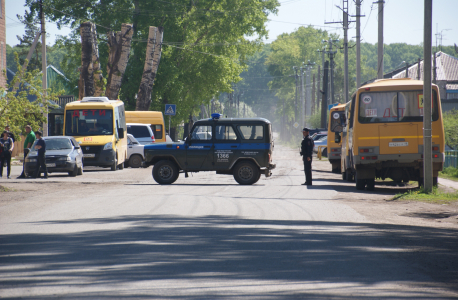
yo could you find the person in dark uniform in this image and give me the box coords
[33,131,48,179]
[300,127,314,185]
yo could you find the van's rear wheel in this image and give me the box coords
[366,178,375,191]
[153,160,179,184]
[233,161,260,185]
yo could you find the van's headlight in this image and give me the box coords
[58,156,72,161]
[26,158,37,163]
[103,142,113,150]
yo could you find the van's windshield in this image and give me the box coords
[358,90,438,123]
[65,109,114,136]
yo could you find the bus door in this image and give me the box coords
[213,124,240,170]
[186,124,214,170]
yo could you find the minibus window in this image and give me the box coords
[330,111,345,132]
[65,109,113,135]
[358,90,438,123]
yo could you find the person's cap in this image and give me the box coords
[35,130,43,136]
[302,127,310,131]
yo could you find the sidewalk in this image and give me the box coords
[438,177,458,190]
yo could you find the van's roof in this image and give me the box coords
[66,99,123,108]
[361,78,438,89]
[127,123,151,126]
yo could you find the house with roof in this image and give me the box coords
[390,51,458,111]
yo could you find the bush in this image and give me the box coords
[440,166,458,179]
[443,109,458,149]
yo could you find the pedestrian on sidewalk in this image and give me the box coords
[4,125,15,142]
[17,125,36,179]
[300,127,314,185]
[33,131,48,179]
[0,131,14,179]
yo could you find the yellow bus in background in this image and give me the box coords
[125,111,166,142]
[342,79,445,190]
[64,97,127,171]
[327,103,346,173]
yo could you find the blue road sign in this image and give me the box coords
[165,104,176,116]
[328,103,339,110]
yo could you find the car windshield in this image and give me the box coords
[32,138,73,150]
[65,109,114,136]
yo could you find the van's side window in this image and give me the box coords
[238,125,264,140]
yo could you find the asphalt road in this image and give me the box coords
[1,145,457,299]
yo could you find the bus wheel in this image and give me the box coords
[118,161,124,170]
[153,160,179,184]
[366,178,375,191]
[355,172,366,190]
[346,170,353,182]
[342,170,346,180]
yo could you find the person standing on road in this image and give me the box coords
[17,125,36,178]
[300,127,314,185]
[0,131,14,179]
[33,131,48,179]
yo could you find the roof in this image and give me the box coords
[392,51,458,82]
[195,117,271,124]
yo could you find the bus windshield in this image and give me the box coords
[330,111,346,132]
[65,109,114,136]
[358,90,438,123]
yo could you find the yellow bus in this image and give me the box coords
[342,79,445,190]
[125,111,166,142]
[64,97,127,171]
[327,103,346,173]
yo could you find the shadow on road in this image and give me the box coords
[1,215,457,299]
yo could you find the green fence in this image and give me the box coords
[444,150,458,168]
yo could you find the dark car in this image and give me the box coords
[144,115,276,185]
[25,136,84,177]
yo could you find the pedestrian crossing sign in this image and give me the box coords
[165,104,176,116]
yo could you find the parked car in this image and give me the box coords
[127,123,156,145]
[125,134,145,168]
[313,136,328,153]
[311,131,327,141]
[25,136,84,177]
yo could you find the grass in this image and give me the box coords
[439,166,458,182]
[0,185,14,192]
[393,186,458,203]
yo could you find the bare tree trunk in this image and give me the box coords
[106,24,133,100]
[80,22,95,97]
[135,26,164,111]
[78,67,85,100]
[91,25,103,97]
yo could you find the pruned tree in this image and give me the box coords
[135,26,163,111]
[105,23,133,100]
[79,22,103,99]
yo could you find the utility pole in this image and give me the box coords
[305,61,315,127]
[312,74,316,114]
[321,61,329,128]
[40,0,48,136]
[377,0,384,79]
[300,65,305,128]
[423,0,433,193]
[293,66,299,122]
[356,0,362,88]
[343,0,349,105]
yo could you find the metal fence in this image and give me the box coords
[444,150,458,168]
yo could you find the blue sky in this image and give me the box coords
[5,0,458,47]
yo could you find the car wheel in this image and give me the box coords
[233,161,260,185]
[129,154,143,168]
[77,165,83,176]
[152,160,179,184]
[69,165,78,177]
[322,148,327,157]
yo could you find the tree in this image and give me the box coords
[0,54,61,139]
[15,9,43,71]
[30,0,279,128]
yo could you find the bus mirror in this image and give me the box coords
[118,128,125,139]
[335,132,341,143]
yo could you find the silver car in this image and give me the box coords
[25,136,84,177]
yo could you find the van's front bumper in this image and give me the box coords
[81,147,116,167]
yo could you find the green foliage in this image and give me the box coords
[443,109,458,148]
[393,186,458,203]
[440,166,458,181]
[30,0,280,127]
[0,54,62,139]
